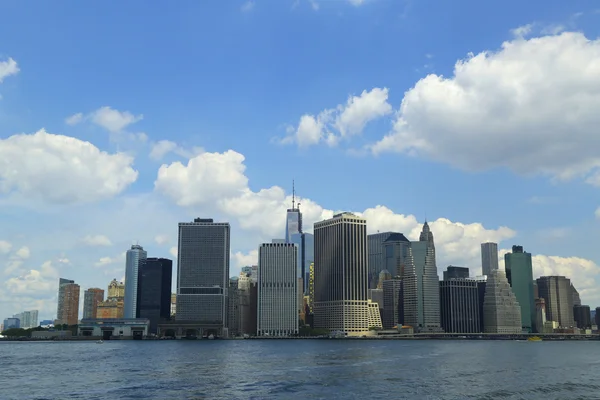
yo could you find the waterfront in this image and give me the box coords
[2,340,599,399]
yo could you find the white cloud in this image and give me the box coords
[82,235,113,247]
[169,246,178,259]
[0,58,19,83]
[90,106,143,133]
[232,249,258,269]
[370,32,600,186]
[0,241,11,254]
[5,261,59,296]
[348,0,366,5]
[596,207,600,219]
[241,1,254,12]
[65,113,83,126]
[149,140,203,161]
[541,24,566,35]
[94,252,125,267]
[155,235,169,245]
[510,24,533,38]
[0,129,138,204]
[281,87,391,147]
[15,246,30,259]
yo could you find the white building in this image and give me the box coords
[367,300,383,329]
[13,310,38,329]
[313,213,369,336]
[481,242,499,277]
[483,269,522,334]
[257,243,298,336]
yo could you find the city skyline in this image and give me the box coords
[1,1,600,322]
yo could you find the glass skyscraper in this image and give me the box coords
[124,244,147,319]
[138,257,173,334]
[505,245,535,332]
[481,242,499,276]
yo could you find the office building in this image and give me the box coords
[56,278,80,326]
[483,270,521,333]
[573,305,591,329]
[176,218,230,336]
[3,318,20,329]
[239,271,258,335]
[138,258,173,334]
[257,243,298,336]
[124,244,147,319]
[481,242,499,276]
[382,279,403,329]
[383,233,413,279]
[467,276,487,332]
[440,278,480,333]
[308,263,314,313]
[404,222,442,332]
[367,300,383,329]
[171,293,176,317]
[368,288,384,322]
[13,310,39,329]
[284,183,314,293]
[505,245,535,332]
[83,288,104,319]
[368,232,395,289]
[596,307,600,328]
[377,269,392,289]
[314,212,369,336]
[535,298,547,333]
[228,278,240,337]
[571,284,581,306]
[97,279,125,319]
[443,266,469,281]
[536,276,575,328]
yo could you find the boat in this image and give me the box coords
[527,336,542,342]
[96,340,104,344]
[208,334,215,340]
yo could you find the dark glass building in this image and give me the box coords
[573,305,591,329]
[137,257,173,334]
[443,266,469,281]
[440,278,480,333]
[382,279,403,329]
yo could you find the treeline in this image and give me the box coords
[1,325,78,338]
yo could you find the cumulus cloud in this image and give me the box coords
[82,235,113,247]
[0,129,138,204]
[0,240,12,254]
[65,106,143,133]
[155,235,170,245]
[169,246,178,259]
[15,246,30,259]
[280,88,391,147]
[149,140,203,161]
[0,57,19,82]
[510,24,533,38]
[232,249,258,269]
[5,261,59,295]
[94,252,125,267]
[369,32,600,186]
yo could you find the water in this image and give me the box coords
[1,339,599,399]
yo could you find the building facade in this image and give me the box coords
[481,242,499,276]
[257,243,298,336]
[404,222,442,332]
[314,213,369,336]
[3,318,20,329]
[96,279,125,319]
[238,271,258,336]
[505,245,536,332]
[383,233,412,279]
[176,218,230,336]
[56,278,80,326]
[483,270,522,334]
[382,279,403,329]
[13,310,39,329]
[573,305,591,329]
[443,266,469,281]
[124,244,147,319]
[83,288,104,320]
[138,258,173,334]
[367,232,395,289]
[536,276,575,328]
[440,278,480,333]
[228,278,241,336]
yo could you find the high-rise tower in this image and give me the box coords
[176,218,230,336]
[56,278,80,326]
[285,181,314,293]
[505,245,535,332]
[313,212,369,336]
[124,244,147,319]
[83,288,104,319]
[481,242,499,276]
[536,276,575,328]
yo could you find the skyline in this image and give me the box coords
[1,0,600,320]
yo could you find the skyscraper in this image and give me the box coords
[176,218,230,336]
[285,183,314,293]
[124,244,147,319]
[228,277,241,337]
[404,222,441,332]
[12,310,39,329]
[481,242,499,276]
[571,284,581,306]
[440,274,480,333]
[382,279,403,329]
[443,266,469,281]
[56,278,80,326]
[314,212,369,336]
[257,243,298,336]
[483,270,522,334]
[367,232,395,289]
[573,305,591,329]
[505,245,535,332]
[83,288,104,319]
[138,258,173,334]
[536,276,575,328]
[382,233,412,279]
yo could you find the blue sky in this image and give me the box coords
[1,0,600,320]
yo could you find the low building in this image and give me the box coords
[78,318,150,339]
[367,299,383,329]
[31,331,72,339]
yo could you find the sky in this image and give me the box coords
[1,0,600,321]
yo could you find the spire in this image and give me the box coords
[292,179,295,210]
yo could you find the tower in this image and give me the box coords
[124,244,147,319]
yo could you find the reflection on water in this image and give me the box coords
[1,339,599,399]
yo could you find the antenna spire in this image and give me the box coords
[292,179,295,210]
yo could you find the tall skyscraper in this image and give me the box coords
[440,272,480,333]
[238,270,257,336]
[314,212,369,336]
[481,242,499,276]
[367,232,395,289]
[382,233,412,279]
[536,276,575,328]
[138,258,173,334]
[382,279,403,329]
[83,288,104,319]
[176,218,230,336]
[285,183,314,293]
[595,307,600,328]
[573,305,591,329]
[404,222,441,332]
[12,310,39,329]
[483,270,522,334]
[505,245,535,332]
[124,244,147,319]
[571,284,581,306]
[535,298,547,333]
[228,277,241,337]
[257,243,298,336]
[56,278,80,326]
